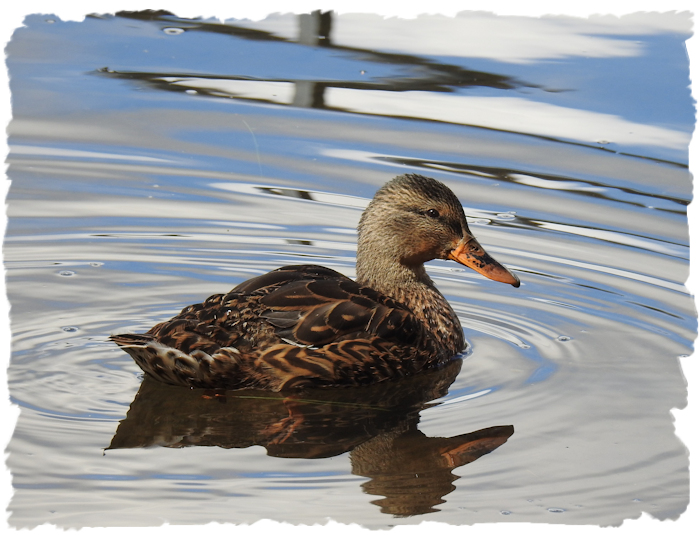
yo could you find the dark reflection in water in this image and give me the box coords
[379,156,689,199]
[96,9,522,101]
[109,359,514,516]
[351,424,514,516]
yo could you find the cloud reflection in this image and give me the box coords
[234,11,692,63]
[326,90,690,150]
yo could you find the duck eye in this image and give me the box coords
[425,208,440,219]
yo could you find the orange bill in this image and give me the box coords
[448,236,520,287]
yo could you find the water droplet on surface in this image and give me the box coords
[58,270,75,277]
[62,326,78,332]
[548,508,565,513]
[557,335,571,342]
[163,27,184,35]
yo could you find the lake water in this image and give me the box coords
[3,9,696,530]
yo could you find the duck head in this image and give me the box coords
[357,174,520,288]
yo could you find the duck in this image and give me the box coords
[111,174,520,391]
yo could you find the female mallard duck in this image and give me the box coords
[111,174,519,391]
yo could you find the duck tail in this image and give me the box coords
[109,333,155,347]
[110,333,246,389]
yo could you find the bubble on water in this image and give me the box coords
[185,89,198,95]
[62,326,78,332]
[89,262,103,267]
[548,508,565,513]
[596,140,610,145]
[557,335,571,342]
[500,510,512,515]
[46,19,55,24]
[472,218,491,225]
[679,354,690,358]
[58,270,75,277]
[495,213,515,220]
[163,27,185,35]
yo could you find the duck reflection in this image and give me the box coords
[109,359,514,516]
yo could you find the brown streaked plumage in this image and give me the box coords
[111,174,519,391]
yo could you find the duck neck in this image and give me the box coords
[356,253,466,356]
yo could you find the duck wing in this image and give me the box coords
[256,266,424,349]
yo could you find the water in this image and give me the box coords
[4,10,695,529]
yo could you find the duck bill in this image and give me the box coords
[448,237,520,288]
